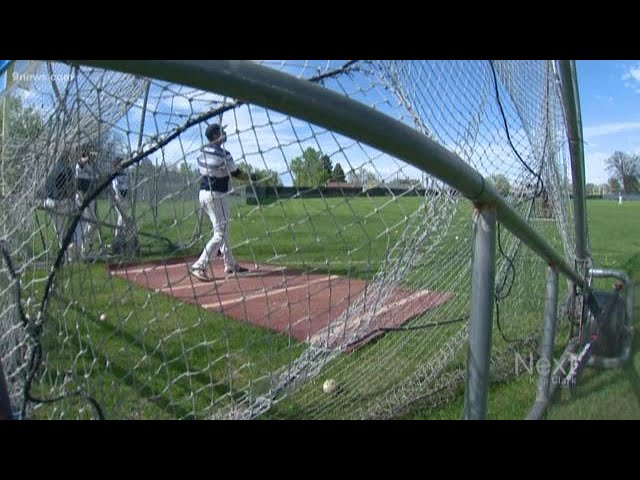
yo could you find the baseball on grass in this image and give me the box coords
[323,379,337,394]
[99,313,107,321]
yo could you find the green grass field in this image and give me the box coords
[405,199,640,420]
[19,197,639,419]
[545,200,640,419]
[27,195,448,418]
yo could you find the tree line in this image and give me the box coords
[603,151,640,194]
[287,147,420,189]
[12,91,636,198]
[0,95,424,193]
[485,150,640,198]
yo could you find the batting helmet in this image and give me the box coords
[205,123,226,142]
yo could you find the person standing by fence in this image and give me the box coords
[75,148,101,255]
[43,153,81,261]
[111,157,138,255]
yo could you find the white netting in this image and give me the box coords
[0,60,575,419]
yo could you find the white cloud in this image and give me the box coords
[621,64,640,94]
[584,151,610,185]
[593,94,613,103]
[622,66,640,83]
[145,82,229,113]
[581,120,640,184]
[583,122,640,139]
[163,90,226,113]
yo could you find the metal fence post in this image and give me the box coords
[464,205,497,420]
[558,60,589,266]
[538,266,559,400]
[527,265,559,420]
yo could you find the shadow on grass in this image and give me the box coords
[623,358,640,406]
[557,325,640,411]
[39,295,253,419]
[622,326,640,405]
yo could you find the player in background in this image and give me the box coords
[75,148,101,256]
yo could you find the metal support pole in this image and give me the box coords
[558,60,589,266]
[538,266,559,401]
[558,60,590,344]
[130,79,151,228]
[526,266,559,420]
[464,205,497,420]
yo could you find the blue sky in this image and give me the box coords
[149,60,640,187]
[1,60,636,187]
[576,60,640,185]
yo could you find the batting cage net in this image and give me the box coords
[0,60,577,419]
